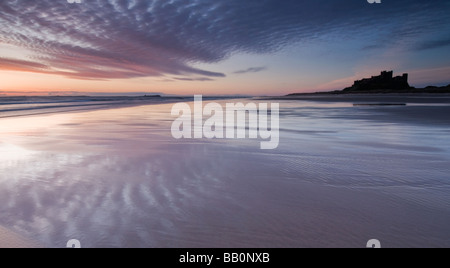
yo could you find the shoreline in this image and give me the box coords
[265,93,450,104]
[0,97,187,120]
[0,96,246,119]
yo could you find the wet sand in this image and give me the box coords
[0,97,450,247]
[273,93,450,104]
[0,226,40,248]
[271,94,450,126]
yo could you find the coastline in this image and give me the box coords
[0,96,246,119]
[265,93,450,104]
[0,96,186,119]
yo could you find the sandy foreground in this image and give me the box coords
[0,226,41,248]
[0,97,449,247]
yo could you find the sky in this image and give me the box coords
[0,0,450,96]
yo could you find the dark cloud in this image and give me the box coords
[415,38,450,51]
[0,0,449,80]
[234,67,267,75]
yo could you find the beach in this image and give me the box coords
[0,96,450,247]
[0,226,40,248]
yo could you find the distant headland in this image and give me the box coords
[288,71,450,96]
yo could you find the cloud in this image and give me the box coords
[0,58,49,72]
[414,38,450,51]
[233,67,267,75]
[408,66,450,86]
[0,0,449,81]
[174,77,215,82]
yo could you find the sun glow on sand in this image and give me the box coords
[0,143,35,162]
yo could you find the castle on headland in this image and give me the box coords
[344,71,411,92]
[286,70,450,96]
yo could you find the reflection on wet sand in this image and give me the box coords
[0,226,41,248]
[1,100,450,247]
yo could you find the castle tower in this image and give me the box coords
[380,71,392,80]
[402,73,408,83]
[385,71,393,79]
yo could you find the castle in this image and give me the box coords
[344,71,411,92]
